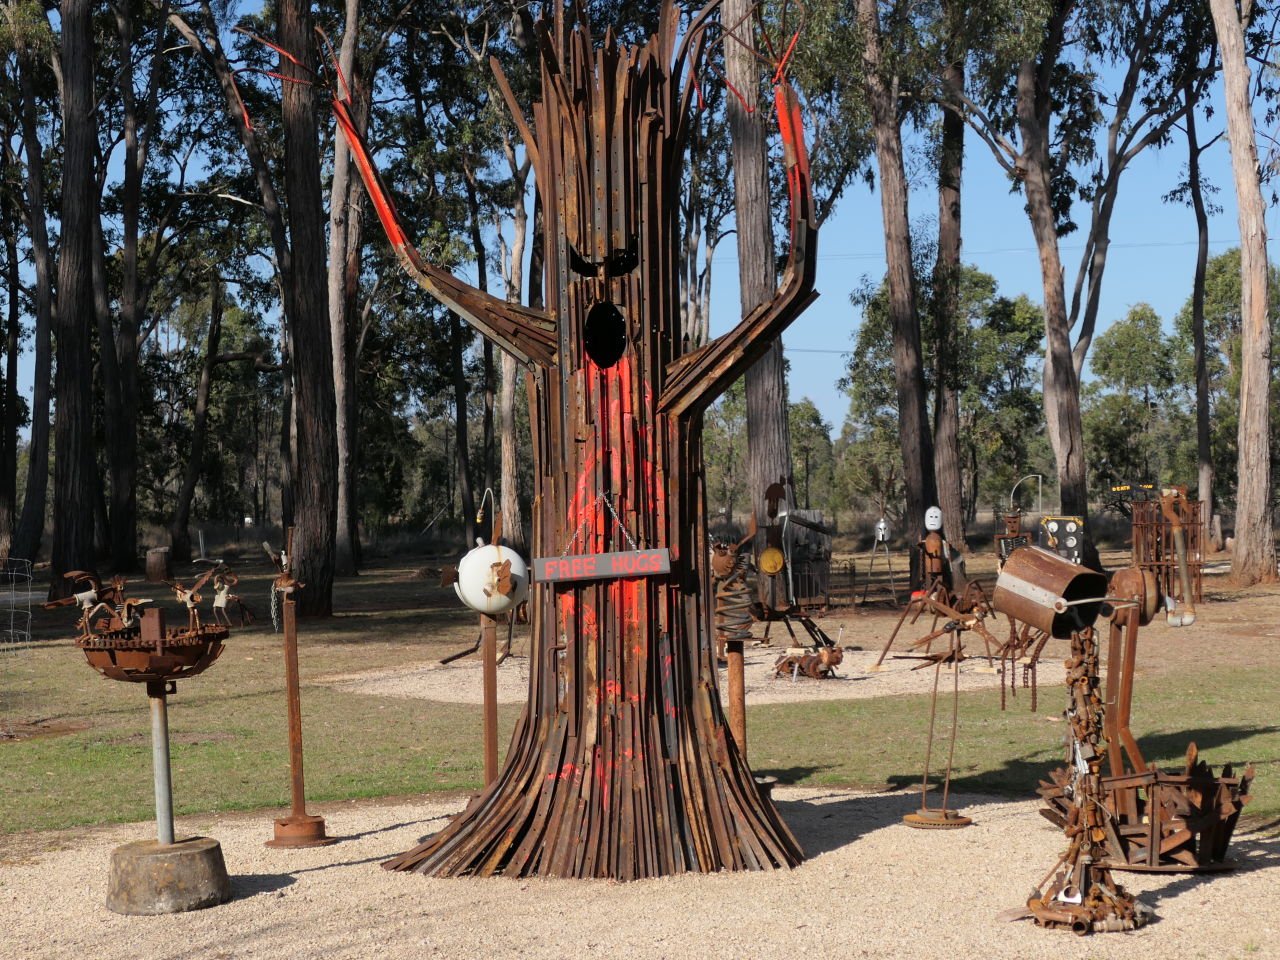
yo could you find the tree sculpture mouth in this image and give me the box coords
[584,301,627,368]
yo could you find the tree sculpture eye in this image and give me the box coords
[584,301,627,368]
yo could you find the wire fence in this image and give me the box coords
[0,558,35,740]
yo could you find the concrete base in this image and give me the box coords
[106,837,231,915]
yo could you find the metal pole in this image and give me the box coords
[282,592,306,817]
[147,680,175,845]
[727,639,746,756]
[482,614,498,785]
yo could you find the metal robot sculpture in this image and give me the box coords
[329,2,818,878]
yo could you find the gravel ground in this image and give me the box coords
[4,787,1276,960]
[320,645,1035,706]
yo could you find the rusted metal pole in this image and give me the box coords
[266,564,335,848]
[482,613,498,785]
[282,592,307,817]
[726,640,746,756]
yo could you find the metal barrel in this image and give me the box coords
[992,546,1107,638]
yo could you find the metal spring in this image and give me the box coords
[714,558,754,652]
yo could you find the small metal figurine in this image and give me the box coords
[206,562,254,627]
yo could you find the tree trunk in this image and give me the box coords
[100,0,160,574]
[12,46,53,565]
[0,205,18,558]
[280,0,338,614]
[329,0,360,577]
[451,312,477,545]
[1210,0,1276,583]
[499,175,533,554]
[1185,83,1215,546]
[50,0,98,594]
[725,0,792,587]
[1015,58,1088,517]
[169,280,223,562]
[859,0,938,583]
[464,170,495,535]
[931,37,967,552]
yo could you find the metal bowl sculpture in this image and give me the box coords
[58,570,228,684]
[46,568,233,914]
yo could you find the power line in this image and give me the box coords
[712,236,1269,265]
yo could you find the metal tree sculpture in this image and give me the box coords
[335,1,817,879]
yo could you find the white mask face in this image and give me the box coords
[924,506,943,532]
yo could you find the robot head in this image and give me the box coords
[924,506,943,532]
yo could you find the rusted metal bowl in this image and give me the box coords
[992,546,1108,639]
[78,623,227,684]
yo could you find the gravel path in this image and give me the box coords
[320,645,1043,706]
[4,788,1276,960]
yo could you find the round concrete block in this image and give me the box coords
[106,836,232,915]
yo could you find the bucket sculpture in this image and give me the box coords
[992,548,1251,934]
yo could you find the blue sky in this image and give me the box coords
[708,102,1279,437]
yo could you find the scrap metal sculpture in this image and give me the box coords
[330,1,818,878]
[49,571,232,913]
[993,547,1251,933]
[1037,566,1251,874]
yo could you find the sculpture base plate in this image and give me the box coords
[903,809,973,829]
[265,813,337,848]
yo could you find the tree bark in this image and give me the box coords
[328,0,360,577]
[1184,82,1215,546]
[280,0,338,615]
[932,32,967,553]
[1209,0,1276,583]
[859,0,938,583]
[499,170,533,554]
[725,0,792,550]
[0,193,18,558]
[169,280,224,562]
[50,0,99,593]
[451,311,477,545]
[463,170,495,535]
[1014,45,1088,516]
[11,44,53,565]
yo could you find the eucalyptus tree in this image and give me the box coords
[3,1,56,566]
[935,0,1219,517]
[1164,68,1223,534]
[1208,0,1275,584]
[1171,249,1280,532]
[1082,303,1183,494]
[845,263,1045,525]
[855,0,936,581]
[724,0,793,545]
[0,56,22,557]
[168,0,338,613]
[50,0,98,590]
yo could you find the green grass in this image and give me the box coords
[749,665,1278,819]
[2,555,1277,835]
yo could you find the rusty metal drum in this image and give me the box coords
[992,546,1107,638]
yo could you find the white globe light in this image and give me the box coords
[454,544,530,615]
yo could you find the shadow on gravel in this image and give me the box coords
[776,790,1009,859]
[1136,830,1280,914]
[231,872,296,898]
